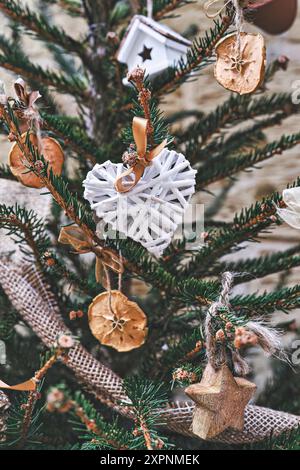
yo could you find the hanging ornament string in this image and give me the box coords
[118,250,123,292]
[204,1,245,59]
[232,0,244,61]
[204,0,231,18]
[205,272,288,376]
[58,225,124,286]
[205,272,233,371]
[147,0,153,18]
[115,117,167,193]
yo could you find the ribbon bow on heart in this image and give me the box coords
[114,116,168,193]
[58,226,124,286]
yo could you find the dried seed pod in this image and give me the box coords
[8,133,64,188]
[88,290,148,352]
[214,32,266,95]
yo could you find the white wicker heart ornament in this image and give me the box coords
[83,148,196,257]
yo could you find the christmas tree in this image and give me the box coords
[0,0,299,451]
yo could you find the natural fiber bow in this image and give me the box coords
[114,116,167,193]
[204,0,231,18]
[58,226,124,285]
[14,78,41,119]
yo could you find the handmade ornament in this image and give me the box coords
[83,117,196,257]
[116,15,191,85]
[277,187,300,229]
[185,272,286,440]
[214,32,266,95]
[9,133,64,188]
[58,225,123,287]
[88,290,148,352]
[185,363,256,440]
[247,0,297,35]
[1,260,300,444]
[13,78,42,133]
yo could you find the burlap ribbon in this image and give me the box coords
[1,260,300,444]
[58,226,123,285]
[0,378,36,392]
[114,117,167,193]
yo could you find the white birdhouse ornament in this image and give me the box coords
[83,117,196,257]
[116,15,191,85]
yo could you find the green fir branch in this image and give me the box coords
[42,0,83,17]
[0,0,88,62]
[197,133,300,188]
[70,391,131,450]
[0,35,87,100]
[152,12,234,96]
[42,113,105,164]
[181,188,288,277]
[122,377,173,450]
[183,92,297,149]
[0,203,51,263]
[211,245,300,282]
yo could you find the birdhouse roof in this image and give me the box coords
[117,15,191,63]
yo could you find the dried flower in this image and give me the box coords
[225,321,233,332]
[57,333,75,349]
[34,160,44,174]
[127,66,145,84]
[172,368,197,384]
[122,149,138,167]
[69,310,84,321]
[277,55,289,71]
[46,387,72,413]
[234,326,258,349]
[215,329,225,342]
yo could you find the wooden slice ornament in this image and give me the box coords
[88,290,148,352]
[214,32,266,95]
[9,133,64,188]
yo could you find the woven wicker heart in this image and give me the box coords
[83,149,196,257]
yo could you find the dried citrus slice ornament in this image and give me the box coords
[88,290,148,352]
[214,32,266,95]
[9,133,64,188]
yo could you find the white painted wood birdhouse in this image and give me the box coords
[116,15,191,85]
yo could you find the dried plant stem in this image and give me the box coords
[139,418,153,450]
[129,69,154,144]
[18,349,63,449]
[73,402,128,449]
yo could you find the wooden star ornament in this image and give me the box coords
[185,363,256,440]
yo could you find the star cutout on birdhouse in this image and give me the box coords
[185,363,256,440]
[138,45,153,62]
